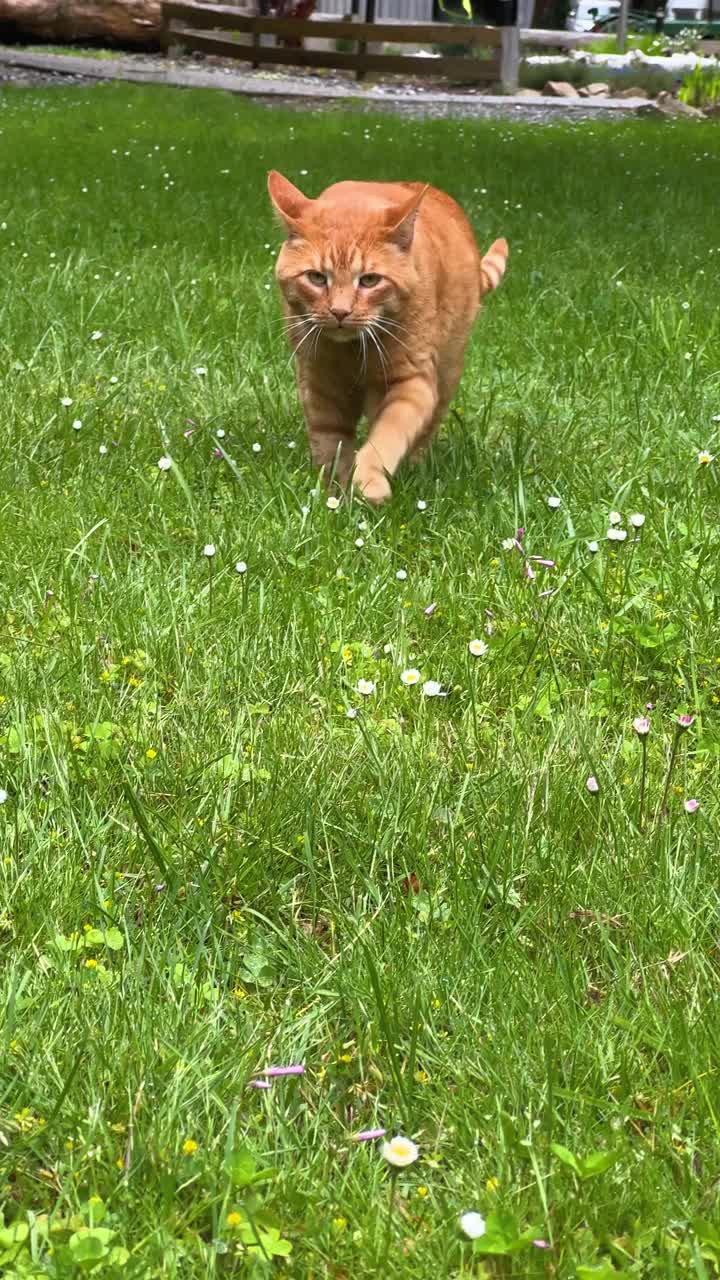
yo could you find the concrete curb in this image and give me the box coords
[0,45,653,111]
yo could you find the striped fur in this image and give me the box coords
[480,238,509,296]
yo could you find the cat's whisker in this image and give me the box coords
[370,321,412,354]
[289,324,319,362]
[365,325,389,386]
[374,316,410,333]
[282,317,316,333]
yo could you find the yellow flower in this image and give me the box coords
[338,1054,353,1064]
[65,1139,75,1150]
[145,748,157,760]
[128,675,142,688]
[332,1217,348,1232]
[431,998,441,1010]
[232,986,247,1000]
[226,1211,243,1228]
[115,1157,124,1170]
[85,959,98,969]
[83,923,92,932]
[417,1185,429,1198]
[414,1069,429,1085]
[486,1176,500,1193]
[182,1138,198,1156]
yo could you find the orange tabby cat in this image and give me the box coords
[268,171,507,504]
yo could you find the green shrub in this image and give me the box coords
[679,63,720,107]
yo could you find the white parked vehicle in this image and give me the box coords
[566,0,620,30]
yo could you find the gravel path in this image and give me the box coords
[0,45,650,121]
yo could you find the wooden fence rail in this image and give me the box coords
[161,0,507,85]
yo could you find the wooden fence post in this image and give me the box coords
[500,24,519,91]
[356,0,376,82]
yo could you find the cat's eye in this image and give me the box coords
[359,273,382,288]
[305,270,327,287]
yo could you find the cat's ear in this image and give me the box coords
[384,185,429,251]
[268,170,311,236]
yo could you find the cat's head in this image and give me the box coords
[267,171,426,342]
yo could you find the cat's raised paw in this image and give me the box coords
[354,468,392,505]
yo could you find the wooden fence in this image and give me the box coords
[160,0,508,86]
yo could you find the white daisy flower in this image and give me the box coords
[501,537,516,551]
[109,375,119,385]
[61,397,73,407]
[99,445,108,455]
[326,496,341,510]
[422,680,443,698]
[698,450,715,466]
[235,561,247,574]
[396,569,408,581]
[356,679,376,697]
[90,330,103,341]
[203,543,216,558]
[608,511,622,525]
[587,540,599,553]
[382,1136,419,1168]
[194,365,208,376]
[355,538,364,548]
[607,528,627,542]
[72,420,82,431]
[0,788,7,804]
[346,707,358,720]
[547,496,561,510]
[158,456,172,471]
[469,638,488,657]
[216,429,225,439]
[417,499,427,511]
[400,669,421,686]
[459,1212,486,1240]
[252,442,262,454]
[629,512,645,528]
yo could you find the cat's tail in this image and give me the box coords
[479,238,509,296]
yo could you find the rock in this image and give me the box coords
[517,87,543,97]
[543,79,580,98]
[650,90,706,118]
[585,81,609,96]
[614,86,649,99]
[0,0,162,46]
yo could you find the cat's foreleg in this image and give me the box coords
[299,382,359,487]
[353,377,436,503]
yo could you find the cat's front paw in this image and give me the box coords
[353,465,392,505]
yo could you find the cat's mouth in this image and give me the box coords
[321,323,361,344]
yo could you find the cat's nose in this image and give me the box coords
[329,307,351,325]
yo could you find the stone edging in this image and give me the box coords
[0,45,654,110]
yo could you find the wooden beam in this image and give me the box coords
[161,2,503,44]
[170,27,500,78]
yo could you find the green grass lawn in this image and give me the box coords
[1,82,719,1278]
